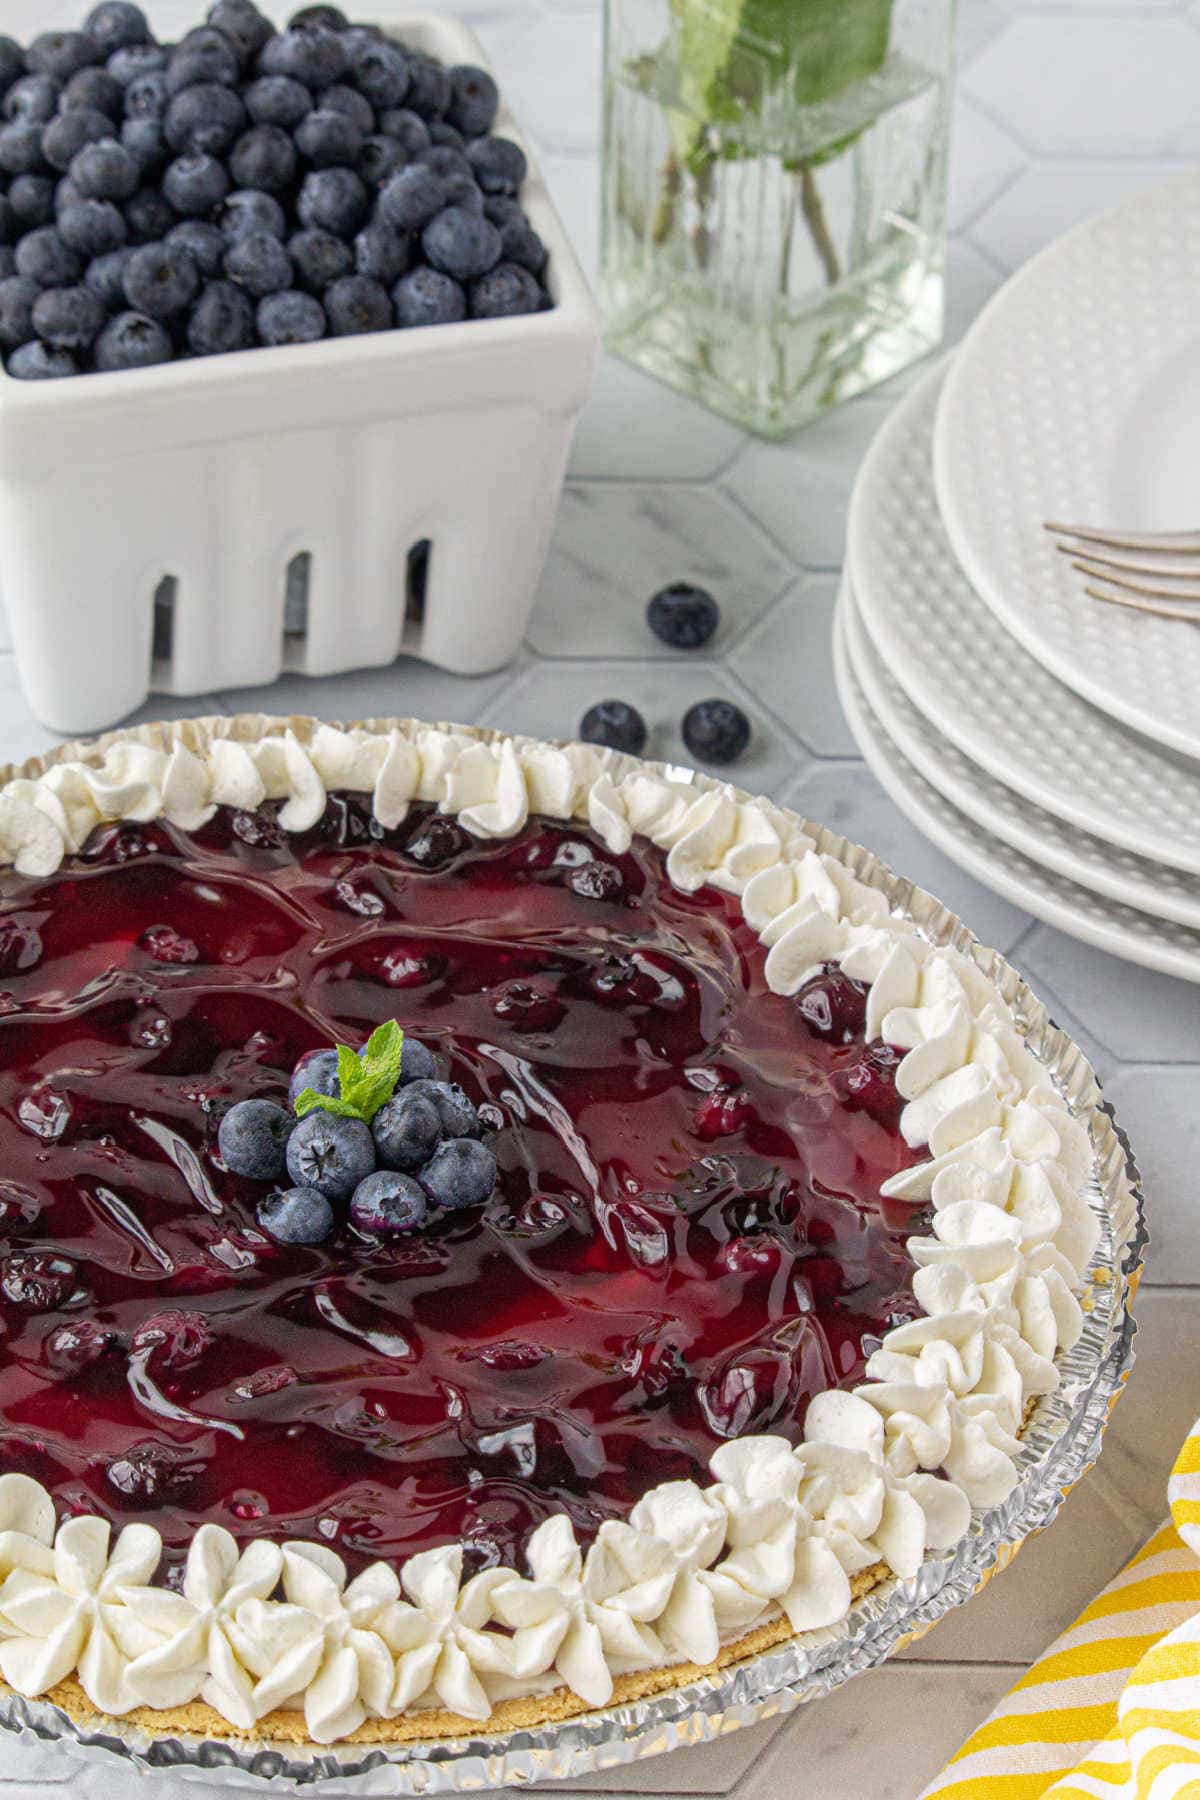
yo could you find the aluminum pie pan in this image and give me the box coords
[0,712,1147,1793]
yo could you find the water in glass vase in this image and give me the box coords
[601,9,953,438]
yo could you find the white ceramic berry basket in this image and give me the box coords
[0,11,600,737]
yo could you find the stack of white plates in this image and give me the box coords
[836,172,1200,982]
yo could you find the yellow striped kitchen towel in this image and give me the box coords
[922,1419,1200,1800]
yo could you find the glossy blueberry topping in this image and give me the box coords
[0,802,918,1575]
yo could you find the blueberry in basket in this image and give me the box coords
[0,0,552,378]
[215,1019,499,1247]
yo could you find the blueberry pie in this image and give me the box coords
[0,718,1099,1748]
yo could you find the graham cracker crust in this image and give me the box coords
[4,1565,887,1750]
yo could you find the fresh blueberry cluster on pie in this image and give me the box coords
[217,1022,498,1245]
[0,721,1099,1746]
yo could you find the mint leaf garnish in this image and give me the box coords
[294,1089,364,1122]
[336,1044,363,1104]
[351,1020,407,1120]
[292,1021,406,1125]
[364,1020,406,1086]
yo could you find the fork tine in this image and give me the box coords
[1053,541,1200,581]
[1084,583,1200,623]
[1045,519,1200,553]
[1070,559,1200,604]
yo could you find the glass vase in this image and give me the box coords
[599,0,956,438]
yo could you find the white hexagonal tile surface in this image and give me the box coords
[722,397,894,570]
[968,161,1177,272]
[1094,1067,1200,1285]
[964,18,1200,155]
[947,98,1024,231]
[486,7,604,153]
[1019,928,1200,1062]
[569,356,745,481]
[527,484,793,659]
[730,577,859,759]
[217,654,526,733]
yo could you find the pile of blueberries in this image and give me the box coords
[217,1033,499,1245]
[0,0,551,379]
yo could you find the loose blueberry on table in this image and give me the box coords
[683,696,752,766]
[647,581,721,650]
[0,0,552,378]
[579,697,648,757]
[0,796,919,1580]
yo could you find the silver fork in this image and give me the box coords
[1044,520,1200,622]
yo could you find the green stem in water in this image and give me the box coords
[799,162,841,287]
[691,150,716,270]
[652,150,682,245]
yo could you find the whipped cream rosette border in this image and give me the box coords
[0,715,1142,1763]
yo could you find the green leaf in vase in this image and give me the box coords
[670,0,743,129]
[670,0,894,132]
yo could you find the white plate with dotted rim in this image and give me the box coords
[932,171,1200,765]
[842,584,1200,930]
[833,594,1200,984]
[848,361,1200,877]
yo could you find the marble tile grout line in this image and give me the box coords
[714,475,844,575]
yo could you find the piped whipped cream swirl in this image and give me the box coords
[0,720,1101,1741]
